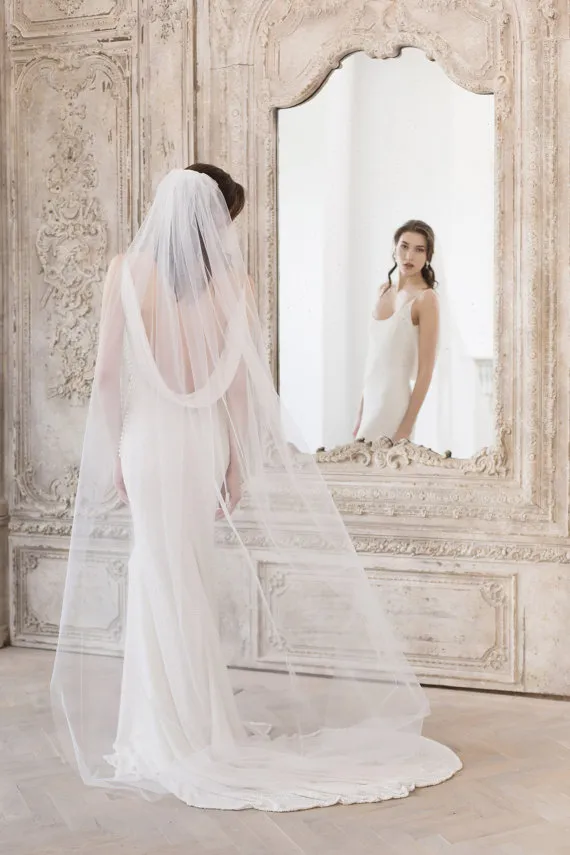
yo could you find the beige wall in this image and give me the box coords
[2,0,195,648]
[2,1,570,697]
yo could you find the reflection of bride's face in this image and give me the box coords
[395,232,428,278]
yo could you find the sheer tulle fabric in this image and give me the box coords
[51,168,461,811]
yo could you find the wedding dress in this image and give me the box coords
[51,168,461,812]
[357,300,418,442]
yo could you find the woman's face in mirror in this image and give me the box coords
[395,231,428,278]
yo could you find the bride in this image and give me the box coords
[51,167,461,812]
[354,221,440,443]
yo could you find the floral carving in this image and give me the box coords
[12,545,127,643]
[50,0,85,13]
[481,581,508,608]
[35,99,107,405]
[483,647,508,671]
[16,465,79,517]
[316,424,510,477]
[11,0,128,38]
[147,0,186,41]
[296,0,361,16]
[538,0,558,21]
[414,0,463,9]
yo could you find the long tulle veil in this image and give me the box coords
[51,168,460,811]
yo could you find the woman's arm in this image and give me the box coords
[353,397,363,439]
[393,290,439,442]
[353,284,389,439]
[93,256,127,499]
[216,276,256,518]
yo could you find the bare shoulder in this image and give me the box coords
[104,254,125,285]
[417,288,439,311]
[108,253,124,271]
[100,255,126,310]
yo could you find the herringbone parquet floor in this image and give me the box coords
[2,648,570,855]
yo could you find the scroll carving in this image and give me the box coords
[36,97,108,405]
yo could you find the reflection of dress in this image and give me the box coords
[357,301,418,441]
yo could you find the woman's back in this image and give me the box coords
[132,257,225,396]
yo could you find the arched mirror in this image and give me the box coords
[277,49,495,459]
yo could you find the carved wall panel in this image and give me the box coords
[137,0,195,208]
[0,0,8,645]
[9,47,132,522]
[11,541,126,651]
[1,0,570,699]
[249,559,519,687]
[9,0,134,41]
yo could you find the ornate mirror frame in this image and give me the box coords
[197,0,563,537]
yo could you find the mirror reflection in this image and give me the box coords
[277,50,495,458]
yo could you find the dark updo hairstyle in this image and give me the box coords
[388,219,437,289]
[185,163,245,220]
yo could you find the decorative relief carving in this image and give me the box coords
[218,525,570,563]
[216,554,252,663]
[11,1,130,39]
[9,518,131,540]
[35,97,108,405]
[252,563,516,681]
[12,545,127,645]
[328,487,532,521]
[12,50,130,517]
[481,580,508,607]
[51,0,85,13]
[115,9,138,37]
[367,568,516,680]
[413,0,463,10]
[316,424,510,476]
[10,512,570,566]
[350,535,570,564]
[7,27,24,48]
[15,465,79,517]
[146,0,186,40]
[483,647,508,671]
[211,0,263,54]
[538,0,558,20]
[216,526,344,554]
[10,519,73,538]
[11,549,57,639]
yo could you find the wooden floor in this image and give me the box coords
[2,649,570,855]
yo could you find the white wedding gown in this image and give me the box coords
[52,169,461,814]
[99,278,461,811]
[357,300,418,441]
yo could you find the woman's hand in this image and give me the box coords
[113,456,128,504]
[216,462,243,520]
[392,424,412,443]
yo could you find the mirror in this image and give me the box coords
[277,50,495,459]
